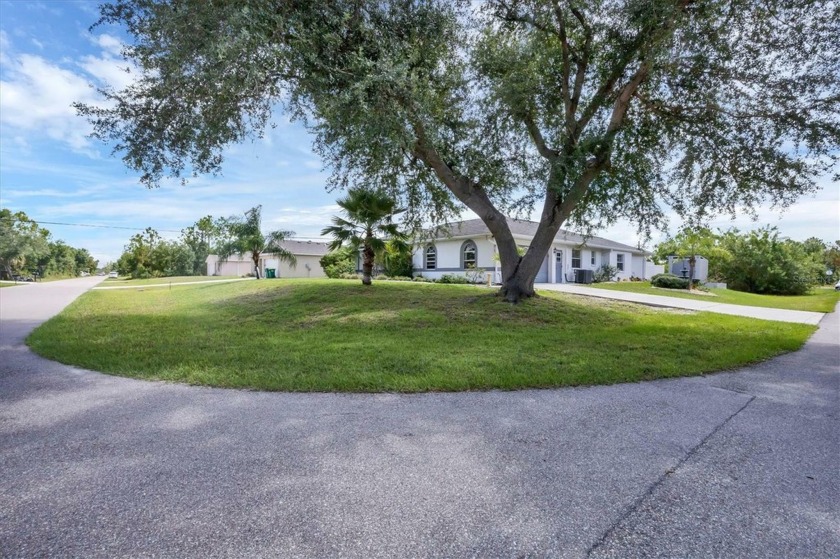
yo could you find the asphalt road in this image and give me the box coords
[1,278,838,558]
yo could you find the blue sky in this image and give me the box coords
[1,1,838,265]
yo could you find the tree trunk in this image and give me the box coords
[252,253,261,279]
[688,255,696,291]
[361,244,374,286]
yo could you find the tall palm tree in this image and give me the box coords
[321,189,407,286]
[217,205,296,278]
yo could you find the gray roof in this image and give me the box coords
[273,240,331,257]
[427,218,646,254]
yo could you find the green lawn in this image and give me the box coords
[588,282,840,313]
[103,275,242,286]
[0,282,24,288]
[27,280,814,392]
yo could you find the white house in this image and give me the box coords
[412,218,661,283]
[206,240,330,278]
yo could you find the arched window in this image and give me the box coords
[425,245,437,269]
[462,240,477,269]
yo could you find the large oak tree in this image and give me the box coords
[78,0,839,301]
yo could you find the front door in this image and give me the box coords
[555,251,563,283]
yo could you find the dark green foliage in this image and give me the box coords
[76,0,840,301]
[652,274,689,289]
[438,274,470,284]
[181,215,221,275]
[0,209,97,279]
[320,248,356,279]
[718,227,823,295]
[382,242,413,278]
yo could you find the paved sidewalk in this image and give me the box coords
[536,283,824,325]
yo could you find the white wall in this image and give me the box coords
[273,255,326,279]
[208,253,326,278]
[632,256,663,280]
[414,237,496,273]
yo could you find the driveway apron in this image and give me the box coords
[1,280,837,557]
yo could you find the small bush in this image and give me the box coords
[439,274,470,284]
[387,276,413,282]
[593,265,618,283]
[339,272,360,280]
[465,266,487,284]
[320,249,356,279]
[652,274,690,289]
[412,276,433,283]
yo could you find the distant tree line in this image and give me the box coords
[116,206,297,279]
[117,215,226,279]
[654,226,838,295]
[0,209,98,280]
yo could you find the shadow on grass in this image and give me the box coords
[25,280,814,392]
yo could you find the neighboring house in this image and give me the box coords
[412,218,660,283]
[206,240,330,278]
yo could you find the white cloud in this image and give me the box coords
[95,34,122,55]
[78,53,134,90]
[0,32,137,153]
[0,53,98,150]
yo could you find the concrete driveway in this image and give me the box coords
[1,279,838,557]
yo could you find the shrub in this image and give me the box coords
[718,227,821,295]
[465,266,487,284]
[439,274,470,284]
[339,272,360,280]
[652,274,690,289]
[593,265,618,283]
[388,276,413,282]
[320,248,356,279]
[382,244,413,278]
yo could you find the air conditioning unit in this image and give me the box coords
[575,269,594,284]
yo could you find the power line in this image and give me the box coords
[28,220,183,233]
[3,218,327,241]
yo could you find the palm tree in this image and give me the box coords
[217,205,296,278]
[321,189,407,286]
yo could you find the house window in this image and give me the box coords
[425,245,437,269]
[591,251,596,266]
[572,249,581,269]
[462,240,477,269]
[616,253,625,271]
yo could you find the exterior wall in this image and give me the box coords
[414,237,496,278]
[605,250,633,280]
[207,253,326,278]
[412,235,648,284]
[632,256,664,280]
[208,256,257,277]
[269,255,326,279]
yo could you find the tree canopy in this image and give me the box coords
[1,210,98,279]
[77,0,840,301]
